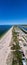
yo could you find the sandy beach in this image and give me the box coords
[0,27,13,65]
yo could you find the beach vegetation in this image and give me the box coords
[11,26,23,65]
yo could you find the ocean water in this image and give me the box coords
[0,25,12,37]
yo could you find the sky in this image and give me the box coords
[0,0,27,24]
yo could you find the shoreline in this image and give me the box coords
[0,26,13,41]
[0,26,13,65]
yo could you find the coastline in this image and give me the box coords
[0,25,12,39]
[0,26,13,65]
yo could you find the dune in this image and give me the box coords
[0,26,13,65]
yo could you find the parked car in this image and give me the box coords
[22,57,26,65]
[19,50,26,65]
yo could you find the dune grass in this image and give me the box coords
[11,26,23,65]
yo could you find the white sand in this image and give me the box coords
[0,27,13,65]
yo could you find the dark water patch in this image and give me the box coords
[0,25,12,37]
[18,25,27,34]
[18,25,27,31]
